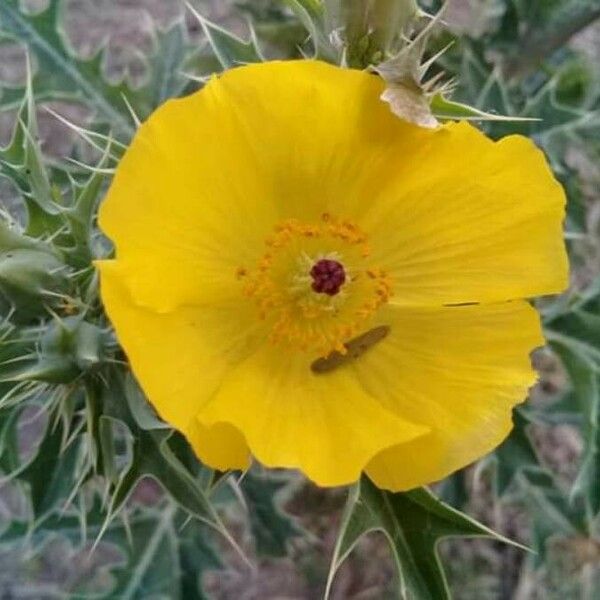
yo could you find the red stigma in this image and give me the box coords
[310,259,346,296]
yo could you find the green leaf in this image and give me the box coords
[143,21,194,109]
[430,92,538,122]
[544,284,600,518]
[550,342,600,517]
[284,0,338,60]
[176,512,222,600]
[102,504,181,600]
[0,494,112,550]
[108,430,217,528]
[0,2,196,137]
[61,145,113,268]
[493,410,543,497]
[83,371,243,563]
[517,469,587,567]
[0,219,51,253]
[17,415,86,523]
[436,470,468,509]
[240,470,303,557]
[326,476,524,599]
[0,0,133,135]
[124,374,170,432]
[0,68,63,237]
[0,500,223,600]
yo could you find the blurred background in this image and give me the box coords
[1,1,600,598]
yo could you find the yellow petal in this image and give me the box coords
[187,420,249,471]
[99,60,396,312]
[358,122,568,305]
[98,77,278,311]
[100,61,566,311]
[97,261,253,469]
[351,301,543,491]
[97,60,566,488]
[196,346,428,487]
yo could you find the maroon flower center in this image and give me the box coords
[310,259,346,296]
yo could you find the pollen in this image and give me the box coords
[239,216,393,356]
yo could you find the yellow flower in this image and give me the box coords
[96,60,568,491]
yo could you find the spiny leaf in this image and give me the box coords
[0,2,196,137]
[97,372,245,564]
[517,469,587,567]
[240,470,303,557]
[493,410,544,497]
[284,0,338,60]
[103,504,181,600]
[61,141,114,268]
[185,2,263,70]
[0,65,63,237]
[518,79,600,160]
[124,374,170,432]
[430,92,539,122]
[437,470,468,509]
[550,341,600,517]
[17,414,87,524]
[144,20,194,108]
[0,219,53,253]
[107,430,216,529]
[176,512,223,600]
[0,500,222,600]
[326,476,525,600]
[0,0,134,135]
[0,494,114,550]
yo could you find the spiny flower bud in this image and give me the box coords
[9,317,110,384]
[0,249,69,320]
[41,317,108,371]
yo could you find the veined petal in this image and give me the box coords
[358,123,568,305]
[98,60,400,312]
[97,60,566,489]
[97,262,254,468]
[98,75,278,311]
[350,301,543,491]
[100,60,566,312]
[196,346,429,487]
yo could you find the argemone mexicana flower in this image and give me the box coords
[96,60,568,490]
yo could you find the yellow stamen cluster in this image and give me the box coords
[238,215,393,357]
[263,215,371,257]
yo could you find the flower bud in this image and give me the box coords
[326,0,419,67]
[41,317,107,370]
[16,317,110,384]
[0,249,69,319]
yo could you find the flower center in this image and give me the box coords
[310,259,346,296]
[238,215,392,356]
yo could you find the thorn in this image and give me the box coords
[179,70,211,84]
[65,157,116,175]
[43,106,126,158]
[227,477,249,514]
[420,41,454,76]
[90,506,114,555]
[120,93,142,128]
[177,514,193,533]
